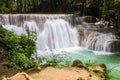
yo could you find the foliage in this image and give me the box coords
[38,50,71,67]
[84,60,95,67]
[0,26,37,69]
[101,0,107,21]
[77,77,82,80]
[0,0,120,21]
[104,65,120,80]
[108,0,120,19]
[99,0,120,19]
[0,0,17,13]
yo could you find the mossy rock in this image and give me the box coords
[88,64,107,80]
[72,59,84,68]
[88,64,107,73]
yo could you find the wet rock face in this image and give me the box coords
[81,16,98,23]
[0,15,5,25]
[106,40,120,52]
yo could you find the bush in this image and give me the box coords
[84,60,95,67]
[0,26,37,69]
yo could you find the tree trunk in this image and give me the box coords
[20,0,23,13]
[17,0,20,13]
[24,0,26,13]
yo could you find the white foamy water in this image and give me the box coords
[36,47,85,57]
[0,14,119,55]
[0,14,80,56]
[82,32,119,52]
[36,19,79,50]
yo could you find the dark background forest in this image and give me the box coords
[0,0,120,23]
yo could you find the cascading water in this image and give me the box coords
[0,14,79,56]
[37,19,78,50]
[82,32,119,52]
[0,14,120,54]
[75,15,120,53]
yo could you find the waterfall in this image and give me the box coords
[0,14,120,54]
[74,16,120,53]
[0,14,79,55]
[77,26,120,53]
[36,19,78,50]
[82,32,119,52]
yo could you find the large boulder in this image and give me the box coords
[81,16,99,23]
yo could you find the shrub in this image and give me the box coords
[84,60,95,67]
[0,26,37,69]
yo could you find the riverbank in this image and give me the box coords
[1,67,105,80]
[0,59,107,80]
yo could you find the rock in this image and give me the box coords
[2,72,33,80]
[88,64,107,80]
[81,16,99,23]
[88,64,106,73]
[72,59,84,68]
[0,24,2,27]
[106,40,120,52]
[37,66,42,71]
[94,21,105,27]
